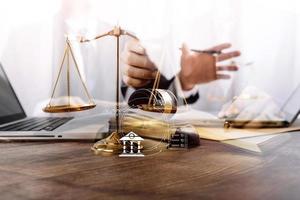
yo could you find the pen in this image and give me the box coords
[179,48,222,55]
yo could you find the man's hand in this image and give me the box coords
[121,40,157,88]
[179,43,241,90]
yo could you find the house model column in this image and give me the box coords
[119,132,144,157]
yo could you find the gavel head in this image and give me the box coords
[128,89,178,114]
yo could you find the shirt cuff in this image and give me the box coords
[174,76,199,99]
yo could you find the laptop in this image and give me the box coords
[0,63,110,141]
[224,83,300,128]
[170,83,300,129]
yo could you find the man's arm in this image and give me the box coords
[179,43,241,90]
[121,40,241,104]
[121,39,198,104]
[121,39,157,89]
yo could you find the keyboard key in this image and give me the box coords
[0,117,73,132]
[11,118,52,131]
[16,118,59,131]
[42,118,72,131]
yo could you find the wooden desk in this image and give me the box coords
[1,132,300,200]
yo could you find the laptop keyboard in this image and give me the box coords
[0,117,73,132]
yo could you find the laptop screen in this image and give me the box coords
[281,83,300,124]
[0,63,26,125]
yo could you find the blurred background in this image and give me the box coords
[0,0,299,115]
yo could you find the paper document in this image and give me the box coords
[196,119,300,141]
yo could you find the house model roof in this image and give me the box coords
[120,131,144,141]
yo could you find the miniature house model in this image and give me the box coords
[119,132,144,157]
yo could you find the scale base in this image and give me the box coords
[91,131,123,155]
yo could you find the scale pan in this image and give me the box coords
[43,103,96,113]
[128,89,177,114]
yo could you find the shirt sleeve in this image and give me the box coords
[174,76,200,104]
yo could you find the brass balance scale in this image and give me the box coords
[43,26,179,155]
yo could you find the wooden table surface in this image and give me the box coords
[1,131,300,200]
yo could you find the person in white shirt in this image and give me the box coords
[121,40,241,104]
[1,0,241,117]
